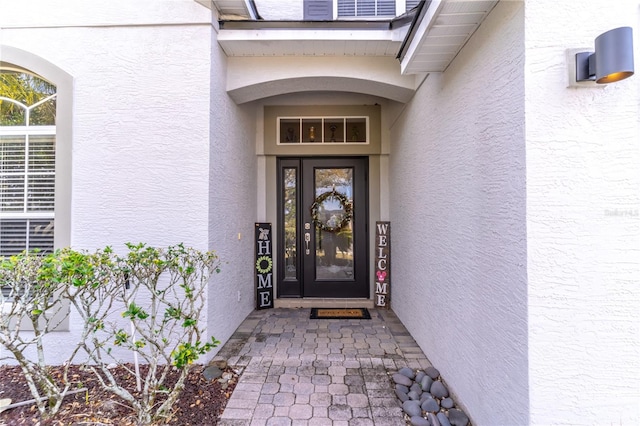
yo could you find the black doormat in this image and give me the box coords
[310,308,371,319]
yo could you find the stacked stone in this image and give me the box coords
[392,366,470,426]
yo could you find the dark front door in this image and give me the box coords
[278,157,368,298]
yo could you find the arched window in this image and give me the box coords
[0,67,57,255]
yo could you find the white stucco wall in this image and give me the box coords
[0,0,212,257]
[0,0,253,364]
[254,0,304,20]
[389,2,528,425]
[205,26,257,351]
[525,1,640,424]
[226,56,417,104]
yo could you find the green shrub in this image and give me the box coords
[0,243,221,424]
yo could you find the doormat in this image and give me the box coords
[310,308,371,319]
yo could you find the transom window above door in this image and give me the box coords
[278,116,368,144]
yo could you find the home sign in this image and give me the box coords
[255,223,274,309]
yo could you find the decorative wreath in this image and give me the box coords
[310,189,353,233]
[256,256,273,274]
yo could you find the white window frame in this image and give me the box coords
[334,0,400,19]
[1,120,57,256]
[1,46,73,331]
[277,116,370,145]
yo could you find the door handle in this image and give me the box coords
[304,232,311,255]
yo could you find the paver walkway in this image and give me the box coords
[215,308,433,426]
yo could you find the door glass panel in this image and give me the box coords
[283,168,297,279]
[314,168,353,280]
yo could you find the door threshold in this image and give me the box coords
[275,298,374,309]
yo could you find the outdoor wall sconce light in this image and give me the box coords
[575,27,634,84]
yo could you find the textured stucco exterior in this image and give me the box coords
[0,0,254,362]
[389,2,528,424]
[390,1,640,424]
[524,1,640,424]
[2,0,640,423]
[254,0,304,20]
[226,56,418,104]
[206,25,258,347]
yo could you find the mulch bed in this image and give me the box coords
[0,363,237,425]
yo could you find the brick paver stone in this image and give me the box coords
[328,404,353,421]
[347,393,369,408]
[272,392,295,407]
[288,404,313,420]
[216,309,434,426]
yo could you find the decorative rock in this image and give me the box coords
[427,412,441,426]
[395,389,409,402]
[430,381,449,399]
[425,366,440,379]
[399,367,416,379]
[203,365,223,380]
[393,373,413,387]
[402,400,422,417]
[420,376,433,392]
[421,396,440,413]
[448,409,470,426]
[408,390,421,401]
[391,365,470,426]
[437,413,452,426]
[209,359,228,369]
[410,416,430,426]
[396,384,409,394]
[441,397,454,409]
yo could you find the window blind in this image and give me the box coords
[337,0,396,17]
[0,134,55,256]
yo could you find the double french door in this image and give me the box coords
[278,157,368,298]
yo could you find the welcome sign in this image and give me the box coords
[255,223,274,309]
[375,221,390,308]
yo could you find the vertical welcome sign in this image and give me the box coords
[255,223,274,309]
[375,221,390,308]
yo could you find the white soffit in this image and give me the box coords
[205,0,256,19]
[400,0,498,74]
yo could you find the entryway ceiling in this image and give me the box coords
[205,0,498,103]
[209,0,498,74]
